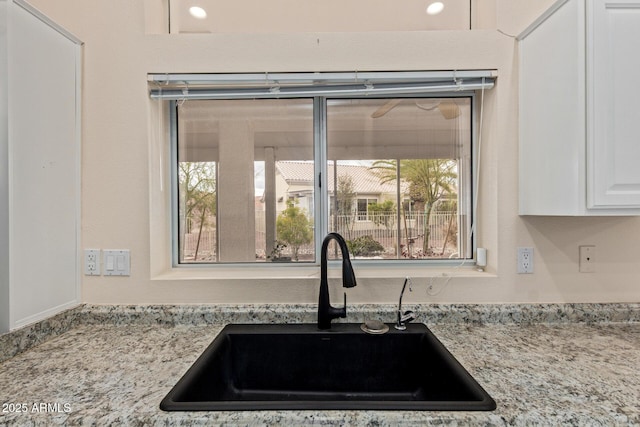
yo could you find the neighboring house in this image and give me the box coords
[271,161,407,221]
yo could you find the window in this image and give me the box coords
[356,199,377,221]
[326,98,471,260]
[175,99,314,263]
[155,72,493,265]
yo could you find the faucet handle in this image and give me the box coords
[342,292,347,316]
[400,310,415,323]
[395,310,415,331]
[331,292,348,320]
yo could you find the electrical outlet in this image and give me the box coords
[517,247,534,274]
[84,249,101,276]
[579,245,595,273]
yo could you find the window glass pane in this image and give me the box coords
[176,99,315,263]
[326,98,471,260]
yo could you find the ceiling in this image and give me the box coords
[170,0,470,34]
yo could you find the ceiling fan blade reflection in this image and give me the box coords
[372,99,461,120]
[437,100,461,119]
[371,99,402,118]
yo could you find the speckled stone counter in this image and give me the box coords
[1,304,639,426]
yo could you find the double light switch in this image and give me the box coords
[103,250,130,276]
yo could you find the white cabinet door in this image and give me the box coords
[3,1,82,330]
[518,0,586,216]
[588,0,640,208]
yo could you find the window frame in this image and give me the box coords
[169,92,479,268]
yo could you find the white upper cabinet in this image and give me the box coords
[518,0,640,215]
[1,1,82,332]
[588,0,640,209]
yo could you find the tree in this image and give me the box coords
[368,200,396,231]
[178,162,217,261]
[334,174,356,239]
[437,199,458,256]
[276,200,313,261]
[371,159,457,255]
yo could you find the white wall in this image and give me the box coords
[26,0,640,305]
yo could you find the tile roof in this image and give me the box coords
[276,161,404,195]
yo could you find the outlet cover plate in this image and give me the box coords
[579,245,595,273]
[84,249,101,276]
[517,247,534,274]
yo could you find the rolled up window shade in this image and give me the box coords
[148,70,495,100]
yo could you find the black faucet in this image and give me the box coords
[318,233,357,329]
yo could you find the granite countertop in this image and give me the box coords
[0,304,639,426]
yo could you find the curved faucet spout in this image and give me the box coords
[395,277,415,331]
[318,233,357,330]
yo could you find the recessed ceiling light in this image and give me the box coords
[426,2,444,15]
[189,6,207,19]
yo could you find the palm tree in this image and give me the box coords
[371,159,457,255]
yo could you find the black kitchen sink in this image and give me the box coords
[160,323,496,411]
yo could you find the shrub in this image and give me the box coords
[347,235,385,257]
[276,200,313,261]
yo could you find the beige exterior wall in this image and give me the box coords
[26,0,640,305]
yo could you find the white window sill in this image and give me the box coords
[151,264,495,281]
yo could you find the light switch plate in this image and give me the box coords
[103,249,130,276]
